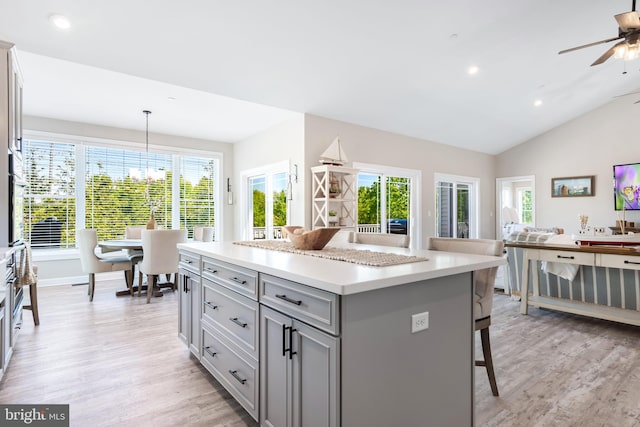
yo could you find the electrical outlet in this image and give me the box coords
[411,311,429,333]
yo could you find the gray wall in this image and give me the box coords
[303,114,498,248]
[232,115,305,240]
[496,96,640,235]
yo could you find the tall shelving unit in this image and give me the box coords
[311,165,359,230]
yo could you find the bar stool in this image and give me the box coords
[19,244,40,326]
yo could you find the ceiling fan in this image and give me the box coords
[558,0,640,65]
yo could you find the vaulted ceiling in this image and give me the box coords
[1,0,640,154]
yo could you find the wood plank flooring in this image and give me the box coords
[2,281,640,426]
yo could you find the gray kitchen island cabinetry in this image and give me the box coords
[178,241,505,427]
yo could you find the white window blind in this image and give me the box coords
[23,140,77,248]
[23,137,220,247]
[179,156,216,238]
[85,146,173,240]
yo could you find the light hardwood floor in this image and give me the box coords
[2,280,640,426]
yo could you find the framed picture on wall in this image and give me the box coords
[551,176,595,197]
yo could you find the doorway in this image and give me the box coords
[496,175,535,240]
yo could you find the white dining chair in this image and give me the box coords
[124,225,146,287]
[352,232,410,248]
[193,226,214,242]
[77,229,133,301]
[428,236,504,396]
[124,225,145,239]
[138,229,188,303]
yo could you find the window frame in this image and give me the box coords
[23,130,224,254]
[353,162,421,249]
[240,160,290,241]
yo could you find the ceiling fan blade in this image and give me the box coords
[558,36,623,55]
[591,41,626,65]
[613,90,640,98]
[615,11,640,31]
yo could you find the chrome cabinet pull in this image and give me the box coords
[204,301,218,310]
[230,277,247,285]
[205,267,217,273]
[624,260,640,265]
[556,255,575,260]
[229,370,247,384]
[275,294,302,305]
[229,317,247,328]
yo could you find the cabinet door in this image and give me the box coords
[178,269,190,345]
[291,320,339,427]
[189,274,201,358]
[260,306,292,427]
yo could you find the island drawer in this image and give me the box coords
[178,251,200,274]
[259,274,339,335]
[537,250,594,266]
[201,326,258,420]
[202,257,258,299]
[598,253,640,270]
[202,278,259,360]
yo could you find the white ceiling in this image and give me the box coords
[1,0,640,154]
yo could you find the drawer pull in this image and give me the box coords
[205,267,218,274]
[204,301,218,310]
[229,370,247,385]
[204,346,217,358]
[624,260,640,265]
[230,277,247,285]
[184,259,193,264]
[275,294,302,305]
[556,255,575,260]
[230,317,247,328]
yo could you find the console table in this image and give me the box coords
[507,242,640,326]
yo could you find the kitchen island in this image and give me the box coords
[177,241,505,427]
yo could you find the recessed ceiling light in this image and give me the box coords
[468,66,479,75]
[534,99,543,107]
[49,14,71,30]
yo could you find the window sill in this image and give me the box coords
[32,248,79,262]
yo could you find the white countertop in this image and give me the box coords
[178,241,506,295]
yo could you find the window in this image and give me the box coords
[516,187,533,224]
[243,162,289,240]
[23,136,220,247]
[23,140,76,248]
[179,156,217,238]
[354,163,420,248]
[435,174,479,239]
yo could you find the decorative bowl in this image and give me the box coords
[283,226,340,250]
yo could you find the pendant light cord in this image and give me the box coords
[143,110,151,180]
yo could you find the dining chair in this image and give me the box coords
[125,225,145,239]
[193,226,214,242]
[77,229,133,301]
[138,229,188,303]
[18,243,40,325]
[124,225,146,286]
[352,232,410,248]
[428,237,504,396]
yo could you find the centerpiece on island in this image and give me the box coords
[283,226,340,250]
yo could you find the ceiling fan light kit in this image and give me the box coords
[559,0,640,66]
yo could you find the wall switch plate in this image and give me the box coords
[411,311,429,333]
